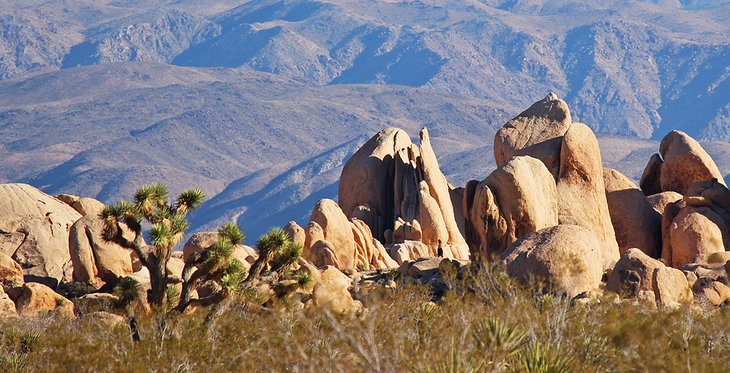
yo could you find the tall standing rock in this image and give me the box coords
[494,93,572,178]
[309,199,356,269]
[556,123,619,269]
[339,128,413,240]
[640,154,663,196]
[603,168,661,258]
[0,184,81,286]
[658,131,725,195]
[485,156,558,255]
[417,128,469,258]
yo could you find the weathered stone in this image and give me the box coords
[75,293,119,313]
[0,184,81,286]
[501,225,603,298]
[339,127,413,240]
[485,156,558,255]
[659,130,725,195]
[646,191,683,215]
[607,248,692,308]
[494,93,571,177]
[69,215,136,286]
[283,221,306,248]
[309,266,361,314]
[669,206,727,267]
[0,288,16,316]
[640,153,663,196]
[308,240,341,268]
[603,168,661,257]
[309,199,356,269]
[0,252,24,292]
[557,123,619,269]
[72,198,105,217]
[15,282,75,318]
[388,240,430,264]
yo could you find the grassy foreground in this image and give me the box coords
[1,265,728,373]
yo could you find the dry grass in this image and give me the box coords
[1,263,728,372]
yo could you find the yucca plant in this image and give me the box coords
[473,316,526,370]
[177,222,247,312]
[101,183,204,307]
[244,227,300,286]
[113,277,141,312]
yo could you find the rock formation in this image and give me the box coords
[603,168,661,258]
[607,249,692,309]
[0,183,81,287]
[556,123,619,269]
[69,214,138,287]
[493,93,571,178]
[501,225,603,298]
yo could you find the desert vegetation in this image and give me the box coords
[1,262,728,372]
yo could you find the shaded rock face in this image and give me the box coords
[69,215,137,287]
[646,191,683,215]
[309,199,356,269]
[500,225,603,298]
[660,179,730,268]
[15,282,75,318]
[337,127,468,263]
[338,127,413,241]
[607,248,692,309]
[603,168,661,258]
[474,156,558,257]
[557,123,619,270]
[659,131,725,195]
[0,252,24,292]
[0,183,81,286]
[494,93,571,178]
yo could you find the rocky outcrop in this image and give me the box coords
[0,183,81,286]
[646,191,682,215]
[309,199,356,269]
[501,225,603,298]
[338,127,413,241]
[603,168,661,258]
[338,127,469,261]
[556,124,619,269]
[668,205,727,267]
[493,93,571,178]
[658,131,725,195]
[0,252,24,292]
[283,221,306,248]
[476,156,558,256]
[14,282,75,317]
[69,215,137,287]
[607,248,692,308]
[307,266,361,314]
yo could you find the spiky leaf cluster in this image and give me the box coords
[113,277,141,305]
[218,222,245,246]
[256,227,291,258]
[221,260,247,293]
[270,242,303,272]
[175,188,205,216]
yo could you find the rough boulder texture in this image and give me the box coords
[657,131,725,195]
[0,183,82,286]
[338,127,413,241]
[646,191,683,215]
[337,127,469,262]
[14,282,75,318]
[69,215,137,287]
[308,199,357,269]
[607,248,692,309]
[603,168,661,258]
[0,252,24,292]
[501,225,603,298]
[557,123,619,270]
[493,93,571,178]
[478,156,558,256]
[668,206,727,267]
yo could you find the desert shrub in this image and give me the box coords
[0,261,728,372]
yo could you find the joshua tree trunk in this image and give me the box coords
[244,249,276,286]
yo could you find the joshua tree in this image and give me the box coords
[176,222,247,312]
[101,183,204,307]
[243,227,302,286]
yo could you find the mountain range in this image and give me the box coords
[1,0,729,241]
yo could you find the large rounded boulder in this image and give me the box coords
[69,215,137,286]
[501,225,603,298]
[0,183,81,286]
[658,131,725,195]
[494,93,571,178]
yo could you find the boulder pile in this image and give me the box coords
[0,93,728,319]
